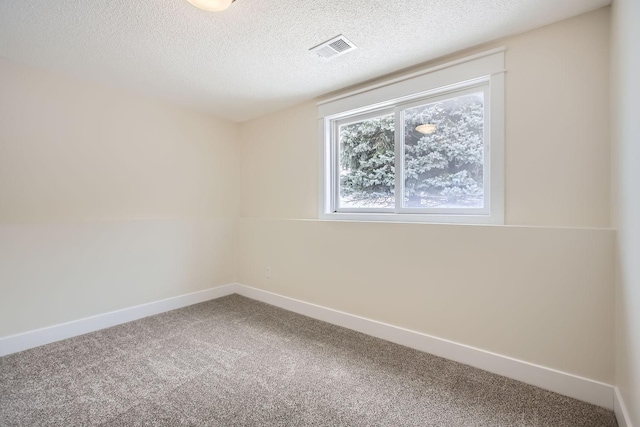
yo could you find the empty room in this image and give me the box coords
[0,0,638,425]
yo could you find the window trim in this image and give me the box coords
[318,48,505,225]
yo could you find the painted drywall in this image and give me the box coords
[240,8,611,228]
[0,60,239,224]
[238,219,614,383]
[0,59,239,337]
[0,219,236,337]
[612,0,640,423]
[237,9,615,383]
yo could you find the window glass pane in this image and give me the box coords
[403,92,484,209]
[338,113,395,208]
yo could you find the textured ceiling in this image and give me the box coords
[0,0,610,122]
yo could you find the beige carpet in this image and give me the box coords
[0,295,617,426]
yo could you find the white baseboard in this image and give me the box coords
[0,284,238,357]
[615,387,634,427]
[0,282,616,411]
[235,284,615,410]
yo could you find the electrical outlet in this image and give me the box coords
[265,266,272,279]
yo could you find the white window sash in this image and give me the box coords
[318,48,505,225]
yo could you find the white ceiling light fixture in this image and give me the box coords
[416,124,437,134]
[186,0,235,12]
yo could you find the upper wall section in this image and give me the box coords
[0,59,240,224]
[0,59,242,336]
[239,8,611,228]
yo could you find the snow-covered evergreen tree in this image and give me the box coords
[339,92,484,208]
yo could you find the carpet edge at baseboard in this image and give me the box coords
[0,282,615,411]
[235,283,615,410]
[0,283,239,357]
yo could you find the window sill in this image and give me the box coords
[318,212,504,225]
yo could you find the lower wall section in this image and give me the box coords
[0,217,617,411]
[236,284,614,409]
[0,218,237,338]
[0,283,615,409]
[237,218,616,385]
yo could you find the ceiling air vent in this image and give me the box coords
[310,35,357,60]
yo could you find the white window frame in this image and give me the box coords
[318,48,505,225]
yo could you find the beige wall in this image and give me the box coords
[0,59,239,224]
[237,9,615,383]
[502,8,610,228]
[238,219,614,382]
[0,59,239,336]
[612,0,640,423]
